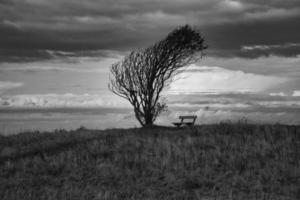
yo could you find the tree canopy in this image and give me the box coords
[109,25,207,127]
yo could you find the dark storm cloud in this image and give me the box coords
[0,0,300,62]
[202,16,300,58]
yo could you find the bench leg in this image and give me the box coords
[173,123,183,128]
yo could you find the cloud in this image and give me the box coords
[203,15,300,58]
[166,91,300,121]
[293,90,300,96]
[0,54,120,73]
[242,43,300,51]
[168,65,287,94]
[269,92,287,97]
[0,81,23,93]
[0,93,130,108]
[256,100,300,108]
[0,0,300,61]
[240,43,300,57]
[219,0,244,10]
[169,102,250,109]
[198,55,300,81]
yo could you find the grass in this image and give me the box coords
[0,123,299,200]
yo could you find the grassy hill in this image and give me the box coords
[0,123,299,200]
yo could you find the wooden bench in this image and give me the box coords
[173,115,197,128]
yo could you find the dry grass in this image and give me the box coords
[0,123,299,200]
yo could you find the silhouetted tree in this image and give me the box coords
[109,25,207,127]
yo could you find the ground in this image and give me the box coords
[0,123,299,200]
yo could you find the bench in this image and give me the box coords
[173,115,197,128]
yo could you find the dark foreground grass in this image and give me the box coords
[0,123,299,200]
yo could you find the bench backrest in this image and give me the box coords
[179,115,197,123]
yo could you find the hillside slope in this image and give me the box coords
[0,124,299,200]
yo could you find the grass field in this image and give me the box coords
[0,123,299,200]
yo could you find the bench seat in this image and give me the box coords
[173,115,197,128]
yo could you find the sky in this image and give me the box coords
[0,0,300,134]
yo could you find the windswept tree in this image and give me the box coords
[109,25,207,127]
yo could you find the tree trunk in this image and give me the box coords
[144,111,154,127]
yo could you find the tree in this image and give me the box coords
[109,25,207,127]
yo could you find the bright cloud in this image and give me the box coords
[256,101,300,107]
[220,0,244,10]
[242,43,300,51]
[269,92,287,96]
[293,90,300,96]
[168,65,287,94]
